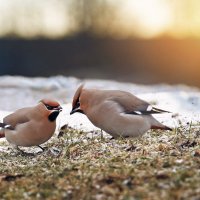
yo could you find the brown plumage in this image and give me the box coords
[0,99,62,149]
[70,84,172,138]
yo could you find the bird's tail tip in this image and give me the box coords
[164,126,173,131]
[151,125,173,131]
[151,107,171,114]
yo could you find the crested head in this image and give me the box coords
[39,99,62,122]
[70,84,85,115]
[40,99,62,111]
[40,99,60,107]
[72,84,84,108]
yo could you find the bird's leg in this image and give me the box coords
[11,144,26,155]
[37,145,45,151]
[100,129,104,140]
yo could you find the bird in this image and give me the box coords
[70,84,172,138]
[0,99,62,151]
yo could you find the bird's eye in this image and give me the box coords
[46,105,53,110]
[74,101,80,109]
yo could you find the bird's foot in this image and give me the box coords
[37,145,48,152]
[12,146,34,156]
[100,129,104,140]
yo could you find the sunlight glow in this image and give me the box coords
[169,1,200,38]
[0,0,73,38]
[0,0,200,39]
[119,0,172,38]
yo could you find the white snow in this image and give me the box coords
[0,75,199,134]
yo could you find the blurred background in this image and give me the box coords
[0,0,200,87]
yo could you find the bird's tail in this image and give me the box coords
[151,107,171,114]
[149,116,172,131]
[151,125,172,131]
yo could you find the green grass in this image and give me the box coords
[0,124,200,200]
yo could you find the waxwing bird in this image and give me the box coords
[0,99,62,151]
[70,84,172,138]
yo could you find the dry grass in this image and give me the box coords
[0,124,200,200]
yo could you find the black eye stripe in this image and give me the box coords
[45,104,59,110]
[74,101,80,109]
[76,98,80,106]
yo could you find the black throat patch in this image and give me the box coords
[48,111,60,122]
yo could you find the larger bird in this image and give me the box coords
[70,84,172,138]
[0,99,62,150]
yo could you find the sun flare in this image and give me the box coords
[116,0,172,38]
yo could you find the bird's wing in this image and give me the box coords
[3,107,32,128]
[111,91,170,115]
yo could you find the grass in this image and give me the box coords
[0,124,200,200]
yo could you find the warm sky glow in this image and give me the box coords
[0,0,200,39]
[115,0,172,38]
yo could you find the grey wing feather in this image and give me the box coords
[111,91,170,115]
[3,107,32,128]
[126,106,170,115]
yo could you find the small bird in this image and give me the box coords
[0,99,62,151]
[70,84,172,138]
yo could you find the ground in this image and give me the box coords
[0,124,200,200]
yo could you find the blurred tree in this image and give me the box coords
[69,0,118,37]
[1,0,200,39]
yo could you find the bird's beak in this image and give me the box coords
[70,107,84,115]
[70,107,78,115]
